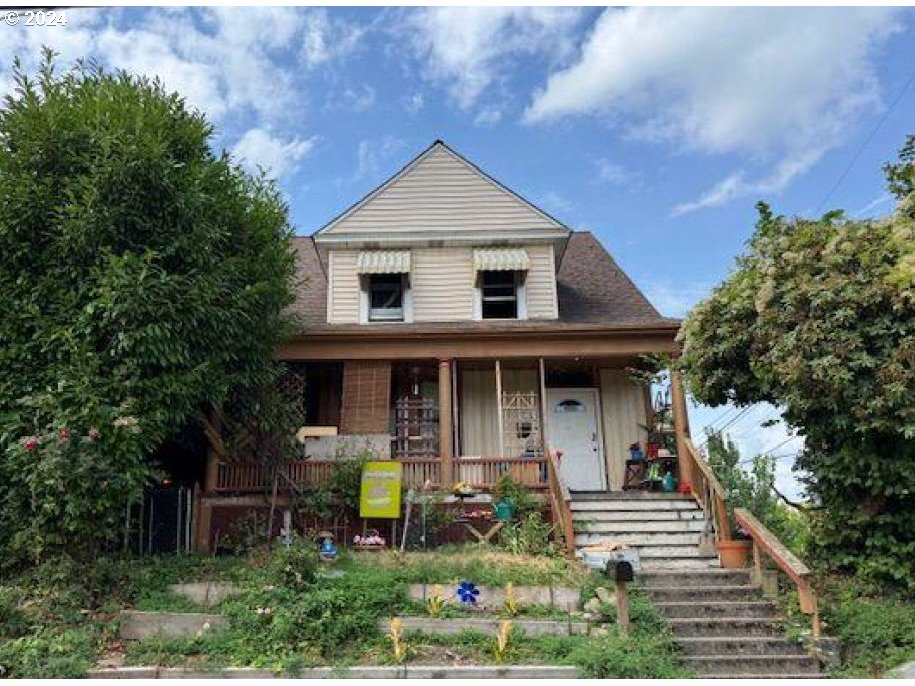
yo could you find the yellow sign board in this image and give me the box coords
[359,461,403,519]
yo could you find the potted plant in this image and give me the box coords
[716,527,752,568]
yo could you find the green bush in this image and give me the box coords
[0,627,96,678]
[0,587,30,638]
[265,539,320,592]
[499,514,558,557]
[826,593,915,676]
[570,632,690,678]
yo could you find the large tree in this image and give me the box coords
[679,137,915,589]
[0,52,295,565]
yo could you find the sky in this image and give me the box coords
[3,6,914,496]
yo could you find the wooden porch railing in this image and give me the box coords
[214,457,547,494]
[681,437,732,542]
[735,507,821,637]
[546,450,576,557]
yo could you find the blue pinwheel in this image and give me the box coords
[457,581,480,605]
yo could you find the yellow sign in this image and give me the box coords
[359,461,403,518]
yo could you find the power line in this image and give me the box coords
[696,406,757,450]
[814,68,915,215]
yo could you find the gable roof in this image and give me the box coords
[286,232,675,333]
[314,140,570,242]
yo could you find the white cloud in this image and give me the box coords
[474,106,503,127]
[526,7,902,211]
[233,128,317,179]
[402,7,584,110]
[539,191,572,215]
[301,9,365,69]
[592,158,643,190]
[404,93,425,114]
[353,135,407,182]
[854,191,895,217]
[342,85,376,112]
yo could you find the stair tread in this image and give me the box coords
[656,600,775,607]
[682,655,817,662]
[644,585,760,593]
[703,674,821,679]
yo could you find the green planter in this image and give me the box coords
[494,499,516,522]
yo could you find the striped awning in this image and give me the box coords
[473,248,530,272]
[356,250,411,274]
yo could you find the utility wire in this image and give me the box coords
[814,68,915,215]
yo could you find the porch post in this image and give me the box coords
[495,359,505,456]
[538,357,549,456]
[670,368,695,488]
[438,358,454,488]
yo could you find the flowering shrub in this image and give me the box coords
[0,53,294,566]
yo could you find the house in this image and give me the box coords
[195,140,697,552]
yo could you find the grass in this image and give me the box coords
[345,545,589,586]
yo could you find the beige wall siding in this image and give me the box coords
[327,250,360,324]
[598,370,648,490]
[326,245,558,324]
[324,146,562,235]
[412,248,474,322]
[459,368,539,456]
[524,244,558,319]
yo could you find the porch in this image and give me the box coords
[206,356,694,497]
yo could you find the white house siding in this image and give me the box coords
[322,146,563,236]
[327,250,360,324]
[412,248,475,322]
[598,370,648,491]
[459,368,539,456]
[524,244,558,319]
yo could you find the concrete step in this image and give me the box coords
[643,585,762,603]
[570,491,693,501]
[572,509,706,522]
[636,569,752,588]
[637,558,722,571]
[667,618,784,638]
[574,539,712,558]
[675,636,807,657]
[570,499,699,512]
[573,531,701,546]
[655,600,778,619]
[681,655,820,677]
[704,674,821,679]
[572,517,706,532]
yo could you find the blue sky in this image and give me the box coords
[3,6,914,493]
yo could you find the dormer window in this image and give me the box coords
[368,274,406,322]
[481,271,519,319]
[473,248,529,321]
[356,250,412,324]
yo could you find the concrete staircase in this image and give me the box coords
[570,492,718,569]
[639,569,821,678]
[571,492,821,678]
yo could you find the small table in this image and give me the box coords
[458,520,504,543]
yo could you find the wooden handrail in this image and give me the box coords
[682,438,732,542]
[546,450,576,557]
[735,507,820,637]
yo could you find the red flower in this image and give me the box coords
[58,427,70,443]
[23,438,38,452]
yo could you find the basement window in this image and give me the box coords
[368,274,406,322]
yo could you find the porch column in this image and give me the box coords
[438,358,454,488]
[670,368,695,488]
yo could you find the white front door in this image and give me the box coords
[545,389,606,491]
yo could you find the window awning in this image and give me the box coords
[356,250,411,274]
[473,248,530,272]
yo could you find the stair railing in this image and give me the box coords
[546,449,576,557]
[735,508,821,637]
[681,437,732,542]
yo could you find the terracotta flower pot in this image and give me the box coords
[716,539,752,568]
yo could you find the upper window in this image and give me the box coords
[368,274,405,322]
[480,270,519,319]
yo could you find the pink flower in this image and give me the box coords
[87,427,100,442]
[58,427,70,443]
[23,438,38,452]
